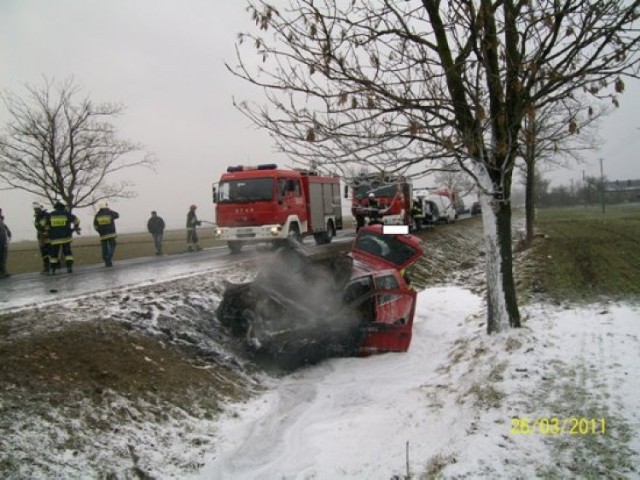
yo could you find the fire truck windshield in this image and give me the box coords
[218,178,274,203]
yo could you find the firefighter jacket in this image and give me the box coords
[93,208,119,240]
[186,210,201,230]
[411,202,423,217]
[47,208,80,245]
[34,210,50,245]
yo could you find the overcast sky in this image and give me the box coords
[2,0,640,241]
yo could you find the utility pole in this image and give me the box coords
[599,158,605,214]
[583,170,587,208]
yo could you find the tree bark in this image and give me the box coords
[477,164,521,334]
[524,155,535,247]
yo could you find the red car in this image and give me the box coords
[346,224,423,354]
[216,224,424,367]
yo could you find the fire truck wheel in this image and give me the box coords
[327,220,336,242]
[228,241,243,254]
[314,232,329,245]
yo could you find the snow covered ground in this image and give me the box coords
[190,286,640,479]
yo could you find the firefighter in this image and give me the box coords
[93,201,119,267]
[33,202,51,274]
[186,205,202,252]
[0,208,12,279]
[367,193,382,224]
[411,200,423,231]
[47,201,81,275]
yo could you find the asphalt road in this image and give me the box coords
[0,230,356,313]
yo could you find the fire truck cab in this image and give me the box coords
[346,173,413,231]
[213,164,342,253]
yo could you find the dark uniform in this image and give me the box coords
[411,200,423,231]
[33,203,51,274]
[0,209,11,279]
[147,211,165,255]
[367,194,381,223]
[47,201,80,274]
[93,203,119,267]
[186,205,202,251]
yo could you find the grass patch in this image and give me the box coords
[526,204,640,302]
[6,227,227,274]
[422,453,457,479]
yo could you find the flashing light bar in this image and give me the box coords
[227,164,278,172]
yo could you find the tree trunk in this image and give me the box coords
[524,156,535,247]
[477,164,521,334]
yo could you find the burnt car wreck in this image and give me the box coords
[215,224,424,368]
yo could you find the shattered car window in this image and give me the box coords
[375,275,400,304]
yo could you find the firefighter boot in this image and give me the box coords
[41,257,50,275]
[66,260,73,274]
[50,264,57,276]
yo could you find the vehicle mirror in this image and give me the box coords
[344,185,349,199]
[212,185,217,204]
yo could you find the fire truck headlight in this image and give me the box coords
[215,228,223,237]
[270,226,281,236]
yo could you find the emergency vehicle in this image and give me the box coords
[413,187,459,224]
[345,173,413,230]
[213,164,342,253]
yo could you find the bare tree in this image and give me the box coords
[229,0,640,333]
[0,77,155,210]
[434,166,479,199]
[520,95,610,245]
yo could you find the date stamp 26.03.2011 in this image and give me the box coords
[510,417,606,436]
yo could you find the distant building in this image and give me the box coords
[604,179,640,203]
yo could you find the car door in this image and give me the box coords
[374,273,412,326]
[357,271,417,355]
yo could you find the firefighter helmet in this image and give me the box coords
[32,202,43,210]
[98,201,108,209]
[190,204,197,210]
[53,201,65,210]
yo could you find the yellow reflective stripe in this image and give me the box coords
[96,215,112,225]
[100,233,118,240]
[50,217,68,227]
[50,237,72,245]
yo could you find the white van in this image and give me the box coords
[414,189,457,224]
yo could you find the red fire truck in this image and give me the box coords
[345,173,413,231]
[213,164,342,253]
